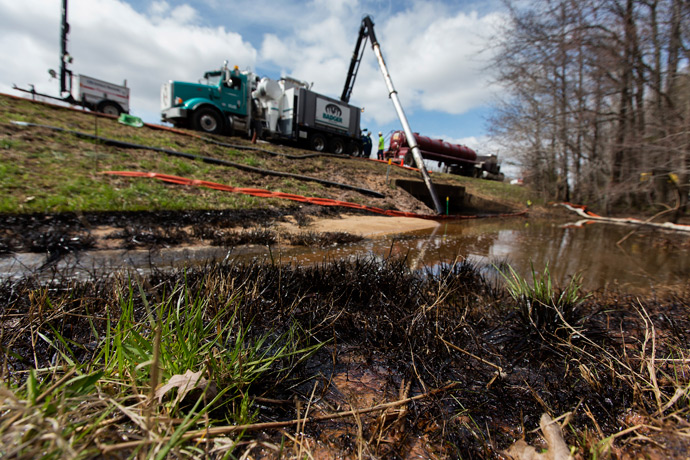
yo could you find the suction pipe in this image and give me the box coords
[364,17,443,214]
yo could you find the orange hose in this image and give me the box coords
[103,170,528,221]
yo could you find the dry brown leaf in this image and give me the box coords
[505,413,573,460]
[155,369,217,407]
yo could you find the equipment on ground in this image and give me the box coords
[387,131,505,181]
[341,16,443,213]
[161,63,364,156]
[13,0,130,116]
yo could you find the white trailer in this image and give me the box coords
[14,0,130,117]
[72,74,129,116]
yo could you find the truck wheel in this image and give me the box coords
[193,107,224,134]
[97,101,123,116]
[330,137,346,155]
[348,141,361,157]
[309,133,327,152]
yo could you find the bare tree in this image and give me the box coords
[490,0,689,216]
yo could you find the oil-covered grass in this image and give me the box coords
[1,257,689,458]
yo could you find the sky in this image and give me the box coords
[0,0,513,166]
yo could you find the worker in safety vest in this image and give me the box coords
[377,132,384,160]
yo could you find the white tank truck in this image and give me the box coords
[161,63,365,156]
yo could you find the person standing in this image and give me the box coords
[377,132,385,160]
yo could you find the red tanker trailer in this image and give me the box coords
[386,130,504,181]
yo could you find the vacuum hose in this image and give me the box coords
[10,121,384,198]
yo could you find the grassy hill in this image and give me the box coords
[0,93,534,216]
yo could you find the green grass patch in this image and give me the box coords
[498,263,586,337]
[1,273,322,458]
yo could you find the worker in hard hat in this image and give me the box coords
[360,130,372,158]
[377,132,384,160]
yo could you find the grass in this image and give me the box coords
[445,172,537,206]
[1,257,688,457]
[1,273,322,459]
[0,93,534,216]
[499,262,586,337]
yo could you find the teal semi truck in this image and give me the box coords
[161,63,364,155]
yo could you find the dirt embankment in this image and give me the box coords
[0,92,535,256]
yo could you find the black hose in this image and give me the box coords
[10,121,384,198]
[192,134,345,160]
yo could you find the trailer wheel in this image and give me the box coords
[330,137,346,155]
[403,150,414,167]
[309,133,327,152]
[193,107,224,134]
[97,101,123,116]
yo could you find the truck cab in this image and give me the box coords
[161,64,252,135]
[161,63,363,155]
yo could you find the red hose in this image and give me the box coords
[103,171,528,221]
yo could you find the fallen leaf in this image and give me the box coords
[155,369,217,407]
[505,413,573,460]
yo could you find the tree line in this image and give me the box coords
[490,0,689,217]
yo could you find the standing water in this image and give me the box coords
[1,217,688,294]
[278,217,690,294]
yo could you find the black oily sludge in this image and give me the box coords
[2,257,689,457]
[0,206,350,255]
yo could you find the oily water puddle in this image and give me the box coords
[2,216,689,295]
[2,216,690,458]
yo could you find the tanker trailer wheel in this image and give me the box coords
[403,150,414,167]
[329,137,346,155]
[193,107,224,134]
[97,101,123,116]
[309,133,327,152]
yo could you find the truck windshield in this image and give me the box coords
[202,71,222,86]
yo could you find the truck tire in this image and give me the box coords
[193,107,224,134]
[348,140,361,157]
[97,101,123,116]
[309,133,327,152]
[330,137,346,155]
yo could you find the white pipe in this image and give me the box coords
[371,44,443,214]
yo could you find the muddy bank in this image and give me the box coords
[0,207,444,257]
[0,207,337,255]
[2,257,689,458]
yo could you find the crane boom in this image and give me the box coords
[60,0,71,96]
[341,17,375,104]
[341,16,443,214]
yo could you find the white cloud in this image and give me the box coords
[148,1,170,19]
[169,4,199,24]
[254,1,506,126]
[0,0,256,121]
[375,4,505,117]
[0,0,504,136]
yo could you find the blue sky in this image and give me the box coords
[0,0,509,158]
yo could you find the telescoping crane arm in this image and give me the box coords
[340,17,375,104]
[341,16,443,214]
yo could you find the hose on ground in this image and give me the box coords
[10,121,384,198]
[104,170,529,221]
[158,126,347,160]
